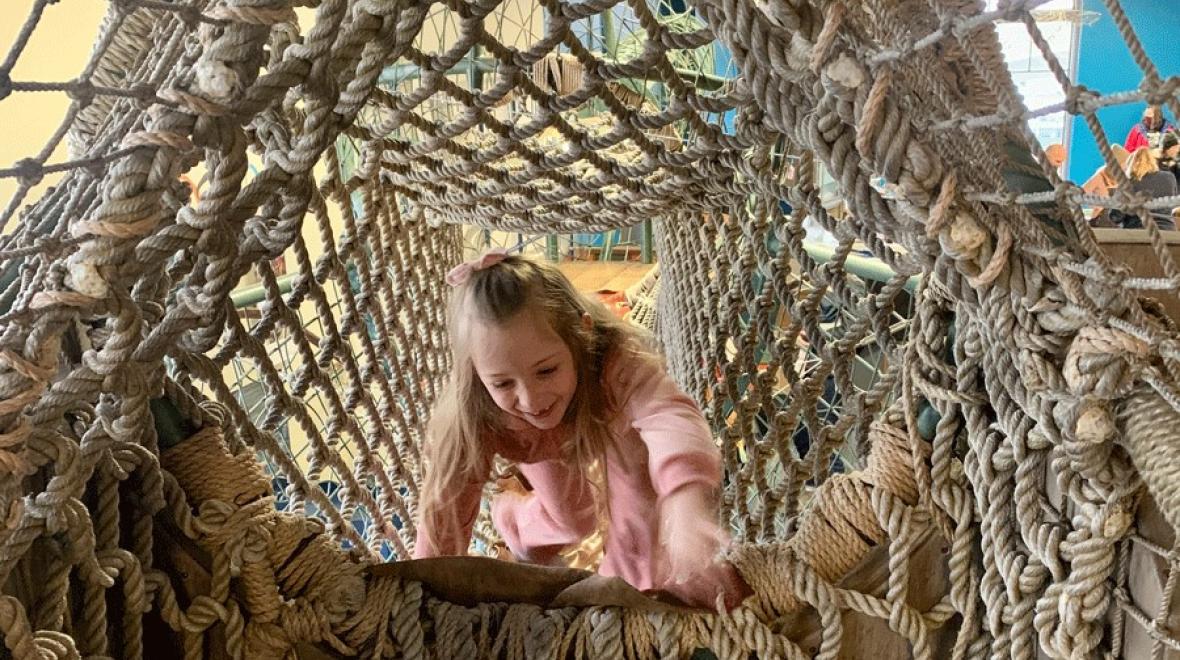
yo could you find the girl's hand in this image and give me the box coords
[656,485,751,610]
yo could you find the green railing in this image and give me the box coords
[802,240,921,291]
[230,273,297,308]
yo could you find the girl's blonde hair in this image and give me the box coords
[419,254,656,552]
[1126,146,1159,181]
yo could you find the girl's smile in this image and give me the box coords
[469,309,578,431]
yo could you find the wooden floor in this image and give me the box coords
[556,261,654,293]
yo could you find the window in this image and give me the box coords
[990,0,1082,148]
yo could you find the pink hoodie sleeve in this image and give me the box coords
[412,467,488,559]
[610,354,722,497]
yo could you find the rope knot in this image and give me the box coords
[64,254,110,298]
[1089,501,1134,540]
[1063,83,1099,115]
[193,58,242,104]
[1055,396,1123,490]
[1111,187,1153,218]
[1031,287,1089,334]
[938,212,987,260]
[65,78,96,107]
[25,494,70,535]
[821,53,864,91]
[1062,326,1150,398]
[197,498,275,573]
[12,158,44,187]
[1073,400,1115,446]
[1018,348,1064,393]
[1141,77,1177,106]
[175,284,218,320]
[1079,258,1129,317]
[197,399,230,426]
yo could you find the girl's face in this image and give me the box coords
[469,309,578,430]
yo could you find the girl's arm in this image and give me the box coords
[614,355,722,498]
[613,354,748,609]
[412,470,487,559]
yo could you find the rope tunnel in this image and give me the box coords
[2,0,1180,657]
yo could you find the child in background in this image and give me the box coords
[1082,144,1129,222]
[413,250,747,610]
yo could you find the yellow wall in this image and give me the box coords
[0,1,106,214]
[0,4,320,220]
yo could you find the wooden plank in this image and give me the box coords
[557,262,653,294]
[1093,229,1180,322]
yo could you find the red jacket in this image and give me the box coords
[1125,121,1176,152]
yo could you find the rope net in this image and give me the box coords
[1,0,1179,657]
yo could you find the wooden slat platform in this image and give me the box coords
[1093,228,1180,321]
[556,261,654,294]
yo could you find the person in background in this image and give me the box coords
[1158,131,1180,181]
[1108,147,1177,230]
[1044,143,1066,175]
[1125,105,1176,152]
[1082,144,1130,220]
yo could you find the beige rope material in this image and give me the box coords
[4,0,1180,657]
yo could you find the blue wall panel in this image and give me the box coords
[1069,0,1180,180]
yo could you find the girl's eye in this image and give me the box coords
[538,366,557,377]
[492,381,512,390]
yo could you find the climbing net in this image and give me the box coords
[2,0,1180,657]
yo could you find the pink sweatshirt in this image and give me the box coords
[412,352,722,592]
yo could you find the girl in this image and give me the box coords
[413,250,747,610]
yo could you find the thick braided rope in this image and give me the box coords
[3,0,1180,657]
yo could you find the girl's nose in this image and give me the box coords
[517,384,545,412]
